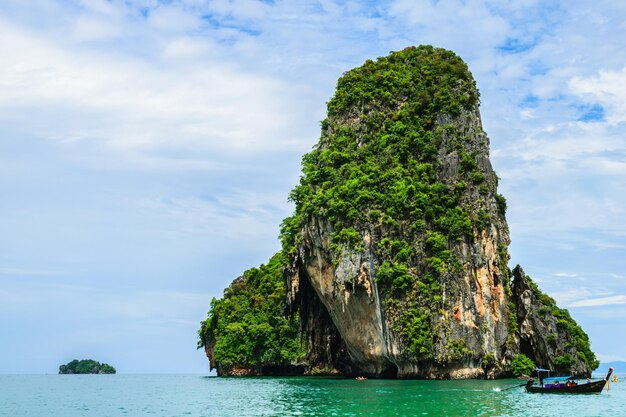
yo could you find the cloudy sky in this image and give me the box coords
[1,0,625,373]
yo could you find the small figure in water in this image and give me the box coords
[355,376,367,381]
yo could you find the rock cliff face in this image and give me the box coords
[200,45,597,378]
[284,47,513,378]
[281,46,595,378]
[512,266,596,377]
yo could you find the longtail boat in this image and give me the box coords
[525,367,613,393]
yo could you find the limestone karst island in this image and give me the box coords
[59,359,116,374]
[198,46,598,379]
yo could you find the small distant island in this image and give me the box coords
[59,359,116,374]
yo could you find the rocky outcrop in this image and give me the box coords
[201,46,597,378]
[513,265,594,377]
[287,269,352,375]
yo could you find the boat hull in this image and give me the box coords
[526,380,607,394]
[526,367,613,394]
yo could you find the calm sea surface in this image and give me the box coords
[1,373,624,416]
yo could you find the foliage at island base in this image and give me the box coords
[198,252,305,376]
[511,353,535,377]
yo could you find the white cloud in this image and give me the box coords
[570,295,626,308]
[0,268,64,276]
[596,353,626,363]
[206,0,272,21]
[388,0,510,60]
[0,278,212,321]
[570,67,626,124]
[549,287,609,307]
[77,0,122,17]
[72,15,122,41]
[136,191,288,241]
[554,272,578,278]
[147,3,201,33]
[0,17,309,161]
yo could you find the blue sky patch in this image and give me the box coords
[201,14,262,36]
[527,60,548,76]
[521,94,540,108]
[497,37,537,54]
[577,103,605,122]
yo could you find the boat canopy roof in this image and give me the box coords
[543,376,573,381]
[535,368,551,372]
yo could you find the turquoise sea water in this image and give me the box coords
[1,373,624,416]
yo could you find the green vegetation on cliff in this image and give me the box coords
[283,46,483,251]
[281,45,502,360]
[511,353,535,376]
[198,253,304,373]
[59,359,115,374]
